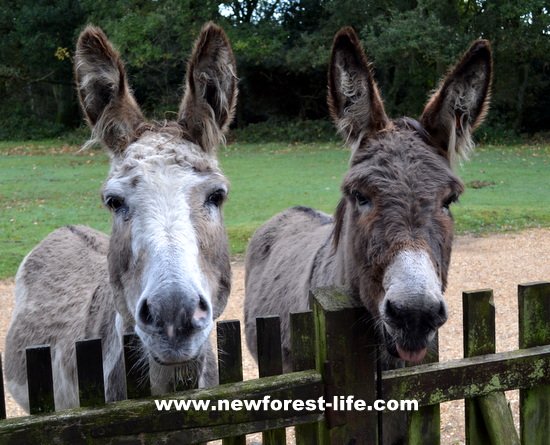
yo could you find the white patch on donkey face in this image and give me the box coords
[382,250,442,304]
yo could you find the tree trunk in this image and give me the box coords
[52,83,78,127]
[514,63,529,133]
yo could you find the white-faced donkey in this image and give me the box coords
[245,27,492,443]
[5,22,237,411]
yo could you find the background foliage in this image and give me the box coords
[1,0,549,140]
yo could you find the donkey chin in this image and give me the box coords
[379,250,448,364]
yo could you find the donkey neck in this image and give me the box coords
[332,204,361,299]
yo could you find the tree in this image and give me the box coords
[0,0,86,136]
[0,0,548,138]
[469,0,550,132]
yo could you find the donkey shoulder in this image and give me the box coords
[17,225,109,293]
[246,206,332,262]
[6,225,111,409]
[244,206,333,365]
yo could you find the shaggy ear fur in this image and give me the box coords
[328,27,389,152]
[178,22,238,153]
[420,40,492,164]
[75,25,144,155]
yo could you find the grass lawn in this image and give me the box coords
[1,140,549,279]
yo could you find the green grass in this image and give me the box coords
[454,144,550,233]
[1,140,549,279]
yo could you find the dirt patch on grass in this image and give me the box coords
[2,229,550,443]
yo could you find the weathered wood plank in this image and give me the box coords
[463,290,519,445]
[0,354,6,420]
[478,392,519,445]
[217,320,244,384]
[312,286,378,445]
[518,282,550,445]
[407,333,440,445]
[382,345,550,405]
[290,311,318,445]
[217,320,245,445]
[256,316,286,445]
[76,338,105,408]
[0,370,323,444]
[291,311,315,372]
[463,290,493,445]
[123,334,150,399]
[256,316,284,377]
[25,345,55,415]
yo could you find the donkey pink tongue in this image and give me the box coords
[396,345,427,363]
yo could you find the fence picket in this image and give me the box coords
[290,311,318,445]
[407,333,440,445]
[463,289,495,444]
[76,338,105,407]
[518,282,550,445]
[26,345,55,415]
[217,319,246,445]
[123,333,150,399]
[463,289,519,445]
[256,315,286,445]
[311,287,378,445]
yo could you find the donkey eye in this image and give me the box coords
[206,189,226,207]
[105,195,127,213]
[352,190,371,209]
[442,193,458,214]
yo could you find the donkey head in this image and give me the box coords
[75,23,236,365]
[329,28,491,363]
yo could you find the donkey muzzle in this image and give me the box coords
[135,286,213,364]
[381,249,447,363]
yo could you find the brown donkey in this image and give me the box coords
[5,23,237,411]
[245,26,491,392]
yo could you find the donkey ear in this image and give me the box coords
[178,22,237,153]
[420,40,492,164]
[75,26,144,155]
[328,27,389,149]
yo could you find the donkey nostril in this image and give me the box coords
[384,299,399,320]
[191,295,210,330]
[198,295,208,313]
[437,301,448,325]
[138,298,154,326]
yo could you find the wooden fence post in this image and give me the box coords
[257,315,286,445]
[75,338,105,407]
[217,319,246,445]
[26,345,55,415]
[291,311,318,445]
[463,289,519,445]
[407,333,440,445]
[123,333,150,399]
[518,282,550,445]
[311,287,377,445]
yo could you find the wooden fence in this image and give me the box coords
[0,282,549,444]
